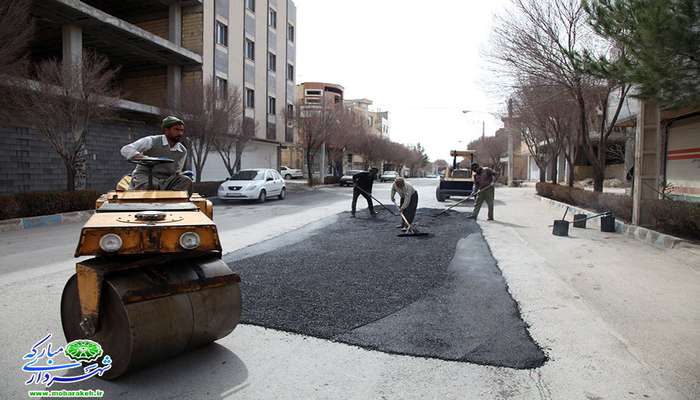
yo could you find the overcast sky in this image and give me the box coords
[293,0,510,161]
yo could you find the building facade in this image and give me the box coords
[0,0,297,193]
[198,0,298,180]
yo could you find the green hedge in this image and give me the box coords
[0,190,99,220]
[192,181,223,197]
[536,182,699,239]
[0,181,225,220]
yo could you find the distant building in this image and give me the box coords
[289,82,345,175]
[344,98,390,171]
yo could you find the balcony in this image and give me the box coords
[32,0,202,69]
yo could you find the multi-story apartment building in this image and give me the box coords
[200,0,298,179]
[0,0,296,193]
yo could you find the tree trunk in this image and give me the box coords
[539,166,546,183]
[306,151,315,187]
[593,169,604,192]
[550,150,558,184]
[195,164,202,183]
[65,163,76,192]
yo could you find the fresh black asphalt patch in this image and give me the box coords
[225,208,546,369]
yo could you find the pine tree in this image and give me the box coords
[582,0,700,108]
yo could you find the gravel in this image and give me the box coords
[225,207,546,369]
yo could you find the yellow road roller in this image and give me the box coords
[60,157,241,379]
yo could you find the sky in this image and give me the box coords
[293,0,510,161]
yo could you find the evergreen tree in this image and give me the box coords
[582,0,700,107]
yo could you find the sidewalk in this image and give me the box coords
[477,186,700,399]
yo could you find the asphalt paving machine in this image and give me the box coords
[436,150,476,202]
[60,157,241,379]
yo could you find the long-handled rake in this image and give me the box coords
[432,184,494,217]
[353,185,398,216]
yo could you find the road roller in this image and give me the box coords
[60,157,241,379]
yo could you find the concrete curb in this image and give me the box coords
[0,210,94,233]
[536,195,696,250]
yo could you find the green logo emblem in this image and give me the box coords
[64,340,104,363]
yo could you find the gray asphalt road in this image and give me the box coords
[226,204,546,369]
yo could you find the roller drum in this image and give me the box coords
[60,256,241,379]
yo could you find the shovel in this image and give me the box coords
[397,210,429,237]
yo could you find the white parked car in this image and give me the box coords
[218,168,286,203]
[279,166,304,180]
[380,170,399,182]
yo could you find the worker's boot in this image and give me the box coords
[350,212,356,218]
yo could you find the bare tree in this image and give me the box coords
[327,107,362,176]
[14,52,120,191]
[180,82,228,182]
[0,0,33,121]
[295,101,341,186]
[212,87,258,177]
[469,134,508,176]
[510,80,578,183]
[491,0,630,191]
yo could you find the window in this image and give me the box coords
[286,103,294,117]
[245,0,255,12]
[287,63,294,81]
[216,77,228,99]
[215,21,228,46]
[268,52,276,72]
[268,96,276,115]
[245,88,255,108]
[305,89,321,96]
[268,8,277,29]
[288,23,295,42]
[245,39,255,61]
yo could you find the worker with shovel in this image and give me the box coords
[351,168,379,218]
[468,162,496,221]
[391,177,418,231]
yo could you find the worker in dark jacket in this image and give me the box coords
[351,168,379,218]
[469,162,496,220]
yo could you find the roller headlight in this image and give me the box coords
[179,232,200,250]
[99,233,123,253]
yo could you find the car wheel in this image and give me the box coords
[258,189,266,203]
[278,187,286,200]
[284,174,292,180]
[436,189,445,202]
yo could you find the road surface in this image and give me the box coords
[1,179,698,399]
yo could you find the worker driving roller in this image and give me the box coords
[391,177,418,231]
[468,162,496,220]
[120,115,193,191]
[351,167,379,218]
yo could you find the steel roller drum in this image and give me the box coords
[60,256,241,379]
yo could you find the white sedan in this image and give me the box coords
[218,168,286,203]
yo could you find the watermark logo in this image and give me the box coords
[22,334,112,388]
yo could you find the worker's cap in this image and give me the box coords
[162,116,184,129]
